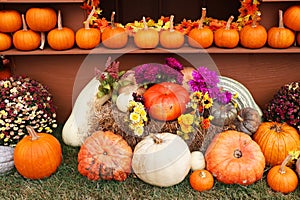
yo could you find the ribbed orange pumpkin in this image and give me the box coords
[239,13,267,49]
[25,7,57,32]
[253,122,300,166]
[205,130,265,186]
[188,8,213,49]
[267,10,295,49]
[47,10,75,50]
[0,10,22,33]
[101,11,128,49]
[14,126,62,180]
[0,33,12,51]
[13,14,41,51]
[75,8,101,49]
[214,16,239,48]
[78,130,133,181]
[159,15,184,49]
[134,16,159,49]
[283,5,300,31]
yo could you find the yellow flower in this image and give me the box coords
[180,123,193,134]
[191,91,203,102]
[202,93,213,109]
[134,126,144,136]
[0,133,4,139]
[233,93,239,99]
[130,112,141,123]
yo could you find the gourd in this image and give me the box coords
[132,133,191,187]
[188,8,213,49]
[189,169,214,192]
[283,5,300,31]
[134,16,159,49]
[13,14,41,51]
[143,82,190,121]
[159,15,184,49]
[75,8,101,49]
[0,146,15,175]
[253,122,300,166]
[190,151,205,171]
[0,33,12,51]
[210,101,237,126]
[214,16,239,48]
[78,130,133,181]
[47,10,75,50]
[239,12,267,49]
[0,10,22,33]
[14,126,62,180]
[101,11,128,49]
[116,92,134,112]
[267,153,298,194]
[267,10,295,49]
[205,130,265,186]
[234,107,261,136]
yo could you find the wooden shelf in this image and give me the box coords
[261,0,300,2]
[0,0,84,3]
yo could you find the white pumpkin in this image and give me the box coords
[116,92,134,112]
[132,133,191,187]
[0,146,15,175]
[190,151,206,171]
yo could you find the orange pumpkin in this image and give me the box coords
[159,15,184,49]
[188,8,213,49]
[189,169,214,192]
[214,16,239,48]
[283,5,300,31]
[101,11,128,49]
[297,32,300,46]
[267,10,295,49]
[75,8,101,49]
[134,16,159,49]
[25,7,57,32]
[205,130,266,186]
[13,14,41,51]
[0,10,22,33]
[240,13,267,49]
[14,126,62,180]
[253,122,300,166]
[143,82,190,121]
[0,33,12,51]
[47,10,75,50]
[267,154,299,194]
[78,130,133,181]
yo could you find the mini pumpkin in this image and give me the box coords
[283,5,300,31]
[234,107,261,136]
[0,146,15,175]
[134,16,159,49]
[214,16,239,48]
[253,122,300,166]
[189,169,214,192]
[190,151,206,171]
[210,101,237,126]
[0,10,22,33]
[0,33,12,51]
[14,126,62,180]
[78,130,133,181]
[205,130,265,186]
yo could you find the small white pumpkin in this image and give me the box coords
[191,151,206,171]
[0,146,15,175]
[132,133,191,187]
[116,92,134,112]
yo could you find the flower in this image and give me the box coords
[0,76,57,146]
[127,100,148,136]
[237,0,261,29]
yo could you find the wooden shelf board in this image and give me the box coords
[0,0,84,3]
[261,0,300,2]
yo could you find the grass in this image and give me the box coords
[1,126,300,200]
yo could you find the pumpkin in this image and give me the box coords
[134,16,159,49]
[78,130,133,181]
[47,10,75,50]
[234,107,261,136]
[189,169,214,192]
[267,154,298,194]
[283,5,300,31]
[253,122,300,166]
[267,10,295,49]
[0,10,22,33]
[297,32,300,46]
[191,151,206,171]
[143,82,190,121]
[132,133,191,187]
[0,56,12,80]
[13,14,41,51]
[0,146,15,175]
[116,92,134,112]
[239,12,267,49]
[75,8,101,49]
[25,7,57,32]
[205,130,265,186]
[210,101,237,126]
[14,126,62,180]
[101,11,128,49]
[159,15,184,49]
[214,16,239,48]
[188,8,213,49]
[0,33,12,51]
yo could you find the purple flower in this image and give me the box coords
[165,57,183,71]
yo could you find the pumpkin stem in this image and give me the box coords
[111,11,115,29]
[150,133,163,144]
[251,11,260,28]
[270,123,282,132]
[237,114,244,122]
[26,126,40,141]
[39,32,46,50]
[21,14,28,31]
[84,7,95,29]
[233,149,242,158]
[142,16,148,30]
[279,154,292,174]
[198,8,207,29]
[169,15,174,32]
[225,16,234,30]
[278,10,284,28]
[200,170,207,178]
[57,10,63,30]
